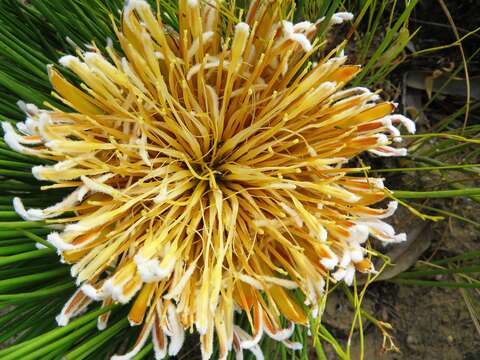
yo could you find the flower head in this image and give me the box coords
[3,0,415,358]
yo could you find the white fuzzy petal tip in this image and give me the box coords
[31,165,46,180]
[333,265,356,285]
[3,131,23,153]
[13,197,35,221]
[293,21,315,32]
[344,265,356,286]
[134,254,175,283]
[167,304,185,356]
[348,224,370,244]
[59,55,78,67]
[370,146,408,157]
[282,340,303,351]
[282,20,294,35]
[290,33,312,52]
[55,314,69,327]
[125,0,150,13]
[97,319,108,331]
[81,284,105,301]
[377,201,398,219]
[47,232,76,251]
[84,51,101,63]
[1,121,13,135]
[16,100,28,113]
[264,322,295,341]
[330,12,354,25]
[2,122,40,153]
[16,122,30,135]
[320,255,338,270]
[375,134,389,146]
[393,233,407,242]
[64,223,86,233]
[135,256,158,282]
[391,114,416,134]
[370,178,385,189]
[235,22,250,35]
[350,246,364,263]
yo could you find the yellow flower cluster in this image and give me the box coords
[2,0,414,358]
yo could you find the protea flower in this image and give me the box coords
[2,0,415,358]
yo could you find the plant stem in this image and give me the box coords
[393,188,480,198]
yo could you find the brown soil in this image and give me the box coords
[321,201,480,360]
[324,284,480,360]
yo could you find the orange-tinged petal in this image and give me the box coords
[355,258,375,273]
[269,285,307,325]
[350,102,395,125]
[325,65,361,83]
[49,68,103,115]
[128,283,156,325]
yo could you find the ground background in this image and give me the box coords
[321,0,480,359]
